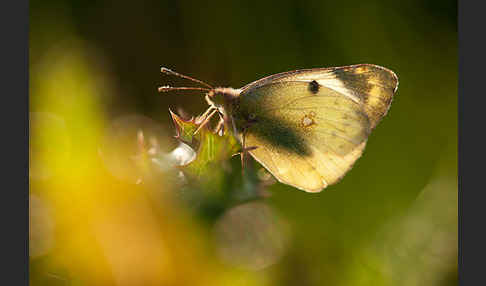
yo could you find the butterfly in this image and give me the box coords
[159,64,398,192]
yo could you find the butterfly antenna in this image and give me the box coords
[158,86,211,93]
[161,67,214,89]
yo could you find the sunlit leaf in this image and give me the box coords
[169,109,201,148]
[182,121,240,180]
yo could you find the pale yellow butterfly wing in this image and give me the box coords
[240,64,398,129]
[236,82,370,192]
[234,64,398,192]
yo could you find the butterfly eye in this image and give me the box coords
[248,113,256,120]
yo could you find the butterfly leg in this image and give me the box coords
[232,127,259,175]
[199,106,216,120]
[194,108,218,135]
[241,129,247,172]
[214,112,225,136]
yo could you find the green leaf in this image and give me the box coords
[169,109,201,148]
[182,122,241,180]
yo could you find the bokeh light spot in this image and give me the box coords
[214,201,291,270]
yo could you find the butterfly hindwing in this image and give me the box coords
[235,82,370,192]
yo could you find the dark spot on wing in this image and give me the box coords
[308,80,319,94]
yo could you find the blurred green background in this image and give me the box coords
[29,0,457,285]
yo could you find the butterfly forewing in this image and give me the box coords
[241,64,398,129]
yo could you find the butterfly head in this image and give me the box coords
[205,87,240,112]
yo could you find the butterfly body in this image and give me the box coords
[162,64,398,193]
